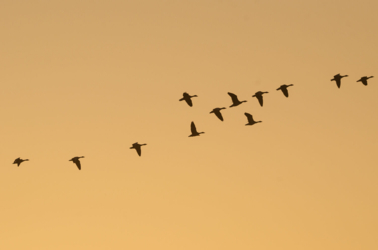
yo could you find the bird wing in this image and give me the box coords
[185,98,193,107]
[335,79,341,88]
[256,95,263,106]
[244,113,253,123]
[191,122,198,134]
[282,88,289,97]
[214,110,224,121]
[361,79,368,86]
[228,92,239,103]
[135,146,142,156]
[73,159,81,170]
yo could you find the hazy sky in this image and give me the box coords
[1,1,378,249]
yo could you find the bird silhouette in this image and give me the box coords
[210,107,226,121]
[357,76,374,86]
[228,92,247,107]
[252,91,269,106]
[179,92,198,107]
[69,156,84,170]
[276,84,294,97]
[244,113,262,126]
[189,121,204,137]
[13,157,29,167]
[331,74,348,88]
[130,142,147,156]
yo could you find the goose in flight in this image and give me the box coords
[189,121,204,137]
[130,142,147,156]
[244,113,262,126]
[13,157,29,167]
[228,92,247,107]
[331,74,348,88]
[179,92,198,107]
[252,91,269,106]
[210,107,226,121]
[276,84,294,97]
[357,76,374,86]
[69,156,84,170]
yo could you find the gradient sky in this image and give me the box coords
[1,0,378,249]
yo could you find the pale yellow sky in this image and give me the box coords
[0,0,378,249]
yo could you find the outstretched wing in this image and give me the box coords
[281,88,289,97]
[227,92,239,103]
[214,110,224,121]
[135,146,142,156]
[191,122,198,134]
[185,98,193,107]
[73,159,81,170]
[335,79,341,88]
[256,95,263,106]
[244,113,253,123]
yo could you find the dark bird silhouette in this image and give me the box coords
[69,156,84,170]
[130,142,147,156]
[189,121,204,137]
[357,76,374,86]
[210,107,226,121]
[276,84,294,97]
[228,92,247,107]
[13,157,29,167]
[252,91,269,106]
[331,74,348,88]
[179,92,198,107]
[244,113,262,126]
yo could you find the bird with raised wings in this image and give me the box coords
[252,91,269,106]
[189,122,204,137]
[179,92,198,107]
[244,113,262,126]
[357,76,374,86]
[69,156,84,170]
[331,74,348,88]
[210,107,226,121]
[276,84,294,97]
[130,142,147,156]
[228,92,247,107]
[13,157,29,167]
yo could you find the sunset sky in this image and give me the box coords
[1,0,378,249]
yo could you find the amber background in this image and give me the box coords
[1,0,378,249]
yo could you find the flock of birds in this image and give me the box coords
[12,74,374,170]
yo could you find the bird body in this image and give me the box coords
[179,92,198,107]
[210,107,226,121]
[228,92,247,107]
[189,122,204,137]
[357,76,374,86]
[252,91,269,106]
[276,84,293,97]
[244,113,262,126]
[69,156,84,170]
[13,157,29,167]
[130,142,147,156]
[331,74,348,88]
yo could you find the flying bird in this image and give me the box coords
[228,92,247,107]
[357,76,374,86]
[210,107,226,121]
[189,121,204,137]
[179,92,198,107]
[252,91,269,106]
[13,157,29,167]
[69,156,84,170]
[130,142,147,156]
[331,74,348,88]
[276,84,294,97]
[244,113,262,126]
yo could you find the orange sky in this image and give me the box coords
[1,1,378,249]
